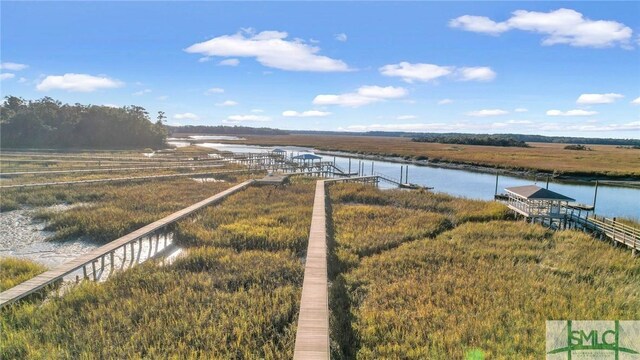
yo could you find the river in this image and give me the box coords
[178,142,639,220]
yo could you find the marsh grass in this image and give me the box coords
[1,178,316,358]
[1,254,302,359]
[174,180,315,256]
[327,184,640,359]
[0,163,241,186]
[0,258,47,292]
[2,176,246,243]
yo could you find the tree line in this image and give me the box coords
[168,125,288,136]
[411,135,530,147]
[0,96,167,149]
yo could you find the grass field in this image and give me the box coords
[327,183,640,359]
[1,176,248,242]
[1,179,316,359]
[219,135,640,178]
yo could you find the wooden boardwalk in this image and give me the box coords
[0,169,256,189]
[293,180,330,360]
[0,180,255,307]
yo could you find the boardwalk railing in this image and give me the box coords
[569,214,640,253]
[0,180,255,308]
[373,171,403,186]
[504,196,566,218]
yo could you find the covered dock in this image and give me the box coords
[503,185,574,227]
[292,153,322,165]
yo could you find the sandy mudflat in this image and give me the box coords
[0,205,98,267]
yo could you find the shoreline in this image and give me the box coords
[313,150,640,189]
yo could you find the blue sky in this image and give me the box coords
[1,1,639,138]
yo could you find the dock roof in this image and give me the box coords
[505,185,574,201]
[292,154,322,160]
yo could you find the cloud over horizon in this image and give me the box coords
[282,110,332,117]
[36,73,124,92]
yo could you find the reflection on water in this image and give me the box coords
[187,135,245,141]
[170,141,639,219]
[0,206,181,279]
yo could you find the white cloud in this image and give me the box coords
[546,109,598,116]
[251,109,264,113]
[224,114,271,123]
[282,110,332,117]
[466,109,509,117]
[219,58,240,66]
[450,8,633,48]
[205,87,225,95]
[36,73,124,92]
[335,33,348,42]
[103,104,120,108]
[313,85,408,107]
[357,85,407,98]
[0,62,28,71]
[379,62,453,83]
[514,108,528,112]
[133,88,152,96]
[438,99,453,105]
[185,29,350,72]
[157,95,169,101]
[0,73,15,81]
[457,67,496,81]
[397,115,417,120]
[216,100,238,107]
[449,15,510,35]
[380,62,496,83]
[632,97,640,105]
[198,57,212,63]
[576,93,624,104]
[174,112,200,120]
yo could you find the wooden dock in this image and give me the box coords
[0,180,255,307]
[293,180,330,359]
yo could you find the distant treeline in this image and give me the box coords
[168,125,289,136]
[291,130,640,146]
[411,135,529,147]
[0,96,167,149]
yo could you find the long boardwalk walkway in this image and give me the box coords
[293,180,330,359]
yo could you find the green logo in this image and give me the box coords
[547,320,640,360]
